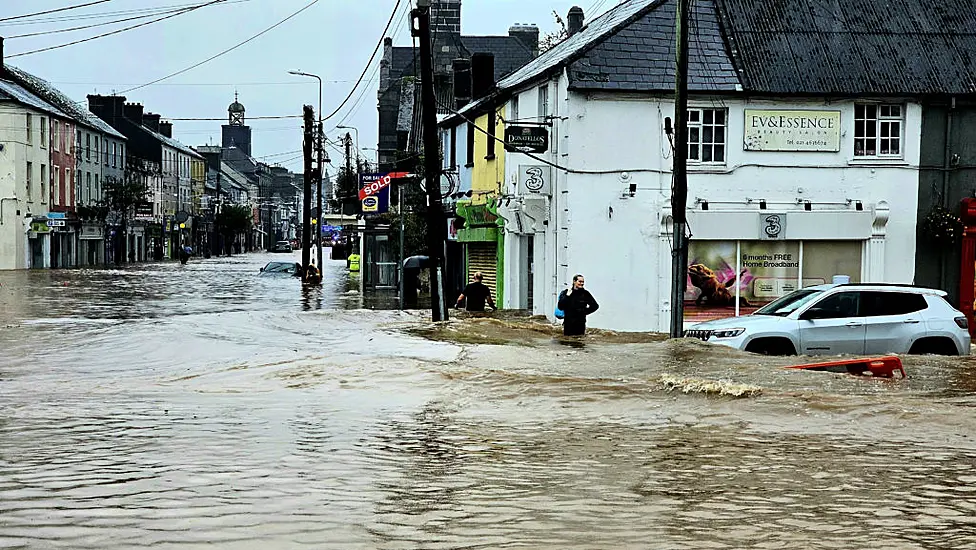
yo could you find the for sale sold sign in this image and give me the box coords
[358,172,410,201]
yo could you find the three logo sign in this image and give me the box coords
[761,214,786,240]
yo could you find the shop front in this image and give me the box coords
[666,203,890,330]
[456,202,505,304]
[27,218,51,269]
[77,223,104,267]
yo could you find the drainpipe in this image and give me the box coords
[941,98,955,294]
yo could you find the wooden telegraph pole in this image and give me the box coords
[670,0,691,338]
[414,0,449,322]
[302,105,314,276]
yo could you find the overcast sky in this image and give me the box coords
[2,0,617,173]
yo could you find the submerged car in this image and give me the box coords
[685,284,971,356]
[259,261,300,276]
[273,241,293,253]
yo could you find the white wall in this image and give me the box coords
[503,83,924,332]
[0,105,51,270]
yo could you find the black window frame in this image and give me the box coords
[466,122,475,167]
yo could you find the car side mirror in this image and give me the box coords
[800,308,831,321]
[260,267,265,272]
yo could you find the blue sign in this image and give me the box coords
[359,173,390,215]
[47,212,66,219]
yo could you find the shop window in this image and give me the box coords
[854,104,903,158]
[688,108,726,164]
[685,240,863,323]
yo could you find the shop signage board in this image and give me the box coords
[744,109,841,152]
[505,125,549,154]
[47,212,66,219]
[46,220,66,227]
[517,165,552,196]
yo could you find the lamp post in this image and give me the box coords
[289,70,324,270]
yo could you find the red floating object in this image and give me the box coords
[786,356,906,379]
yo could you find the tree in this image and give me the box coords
[104,158,151,265]
[539,10,568,53]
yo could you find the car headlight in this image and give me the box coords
[712,328,745,339]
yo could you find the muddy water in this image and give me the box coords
[2,252,976,549]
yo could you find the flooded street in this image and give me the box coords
[2,252,976,549]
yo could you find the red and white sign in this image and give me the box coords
[358,172,410,201]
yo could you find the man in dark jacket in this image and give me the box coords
[558,274,599,336]
[456,272,497,312]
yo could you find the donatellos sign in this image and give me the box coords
[504,125,549,154]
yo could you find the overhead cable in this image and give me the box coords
[0,0,115,23]
[8,0,228,58]
[118,0,320,94]
[322,0,403,121]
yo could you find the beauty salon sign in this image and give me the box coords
[744,110,841,152]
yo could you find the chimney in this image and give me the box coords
[470,52,494,100]
[430,0,462,38]
[379,37,393,93]
[568,6,584,36]
[143,112,160,133]
[453,58,472,109]
[159,121,172,138]
[509,24,540,57]
[123,102,144,125]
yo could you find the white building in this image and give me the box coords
[450,0,973,332]
[0,79,66,269]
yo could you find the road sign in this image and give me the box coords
[46,220,66,227]
[358,172,410,201]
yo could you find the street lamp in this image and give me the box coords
[289,69,324,270]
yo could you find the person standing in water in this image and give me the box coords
[558,274,599,336]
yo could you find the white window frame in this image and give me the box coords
[26,114,32,146]
[53,165,60,205]
[40,164,47,203]
[26,161,33,202]
[52,121,59,152]
[854,103,904,159]
[687,107,727,165]
[40,117,47,148]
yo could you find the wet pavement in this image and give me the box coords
[2,252,976,549]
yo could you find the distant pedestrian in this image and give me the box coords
[558,274,599,336]
[455,272,497,312]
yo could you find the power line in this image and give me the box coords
[118,0,320,95]
[47,79,374,86]
[8,0,228,58]
[7,4,198,39]
[0,0,251,26]
[322,0,403,122]
[0,0,115,23]
[167,115,302,121]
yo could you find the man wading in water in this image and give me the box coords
[558,274,599,336]
[455,272,497,312]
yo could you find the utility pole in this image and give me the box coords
[344,133,353,186]
[302,105,314,276]
[316,122,324,269]
[414,0,449,322]
[398,183,405,310]
[670,0,691,338]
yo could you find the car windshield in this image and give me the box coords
[263,262,296,274]
[754,289,823,317]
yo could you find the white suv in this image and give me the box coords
[685,284,971,356]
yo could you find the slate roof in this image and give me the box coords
[143,126,204,159]
[569,0,738,92]
[389,35,535,82]
[0,78,72,120]
[459,36,534,81]
[4,65,127,140]
[460,0,976,110]
[714,0,976,95]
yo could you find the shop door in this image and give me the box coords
[467,242,497,298]
[526,237,535,311]
[373,235,397,288]
[30,237,44,268]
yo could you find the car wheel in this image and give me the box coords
[745,338,797,356]
[909,337,959,356]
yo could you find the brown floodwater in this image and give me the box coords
[1,252,975,549]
